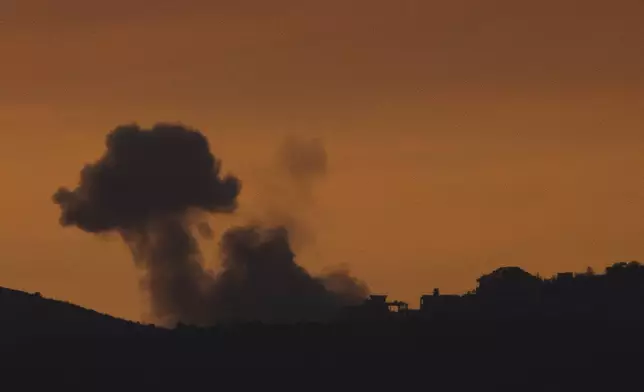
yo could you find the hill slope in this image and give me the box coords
[0,286,156,342]
[1,285,643,390]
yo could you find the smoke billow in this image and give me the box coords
[255,135,329,249]
[277,135,327,194]
[53,123,368,326]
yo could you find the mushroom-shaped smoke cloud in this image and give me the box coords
[54,123,368,326]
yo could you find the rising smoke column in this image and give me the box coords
[257,135,329,249]
[277,135,328,196]
[211,225,351,323]
[273,136,370,300]
[53,124,240,326]
[53,123,368,326]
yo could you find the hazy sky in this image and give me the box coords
[1,0,644,321]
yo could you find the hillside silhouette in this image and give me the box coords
[2,261,644,390]
[0,287,158,341]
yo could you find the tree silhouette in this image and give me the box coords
[475,267,542,298]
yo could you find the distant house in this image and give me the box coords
[556,272,575,281]
[363,295,409,313]
[337,294,411,321]
[420,288,462,317]
[367,295,388,308]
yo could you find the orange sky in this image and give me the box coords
[1,0,644,321]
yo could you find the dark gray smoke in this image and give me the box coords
[53,123,368,326]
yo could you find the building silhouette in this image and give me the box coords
[342,261,644,321]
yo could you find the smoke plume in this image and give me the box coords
[257,135,329,248]
[53,123,368,326]
[277,135,327,194]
